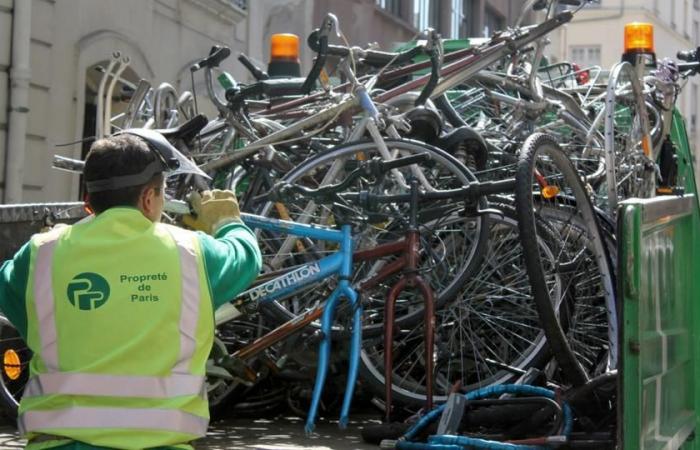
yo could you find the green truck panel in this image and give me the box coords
[620,111,700,450]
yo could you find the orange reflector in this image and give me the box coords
[624,23,654,53]
[542,185,560,199]
[270,34,300,61]
[3,349,21,381]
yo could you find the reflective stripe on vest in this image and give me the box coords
[33,236,61,371]
[18,407,208,436]
[23,372,205,398]
[165,227,201,373]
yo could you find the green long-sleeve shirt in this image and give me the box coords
[0,207,262,449]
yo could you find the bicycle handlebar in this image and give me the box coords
[238,53,269,81]
[301,32,329,94]
[306,30,425,67]
[677,47,699,62]
[190,45,231,72]
[226,15,336,106]
[677,47,700,76]
[269,151,516,211]
[415,31,442,106]
[271,153,432,202]
[340,178,517,209]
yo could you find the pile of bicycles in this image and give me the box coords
[1,0,699,447]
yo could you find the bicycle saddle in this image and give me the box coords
[154,114,208,143]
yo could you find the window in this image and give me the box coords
[450,0,463,38]
[376,0,402,17]
[570,45,602,67]
[462,0,474,37]
[414,0,428,30]
[428,0,440,29]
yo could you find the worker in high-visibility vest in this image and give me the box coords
[0,129,262,449]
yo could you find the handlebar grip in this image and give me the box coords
[677,48,698,62]
[191,45,231,71]
[225,83,263,105]
[238,53,269,81]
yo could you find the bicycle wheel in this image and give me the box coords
[256,139,489,336]
[599,61,655,213]
[514,132,616,387]
[0,315,30,420]
[358,203,562,406]
[536,204,617,379]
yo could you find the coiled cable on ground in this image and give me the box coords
[389,384,572,450]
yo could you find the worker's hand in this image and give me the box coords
[182,190,241,235]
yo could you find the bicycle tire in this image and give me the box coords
[256,139,489,336]
[0,315,30,421]
[514,132,616,387]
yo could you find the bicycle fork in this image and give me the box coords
[383,230,436,422]
[384,179,437,422]
[305,224,362,434]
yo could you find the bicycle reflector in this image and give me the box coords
[85,128,210,194]
[3,349,21,380]
[542,185,560,199]
[624,22,654,54]
[268,33,301,77]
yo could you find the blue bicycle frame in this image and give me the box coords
[236,212,361,433]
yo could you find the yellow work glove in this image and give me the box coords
[182,190,241,235]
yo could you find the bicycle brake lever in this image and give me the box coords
[319,13,339,38]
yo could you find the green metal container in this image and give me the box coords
[619,111,700,450]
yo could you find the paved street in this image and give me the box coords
[0,415,382,449]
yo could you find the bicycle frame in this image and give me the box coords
[217,212,360,433]
[215,220,441,424]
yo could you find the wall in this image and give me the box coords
[0,0,13,202]
[0,0,249,203]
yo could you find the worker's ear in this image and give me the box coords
[139,184,161,222]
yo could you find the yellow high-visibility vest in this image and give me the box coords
[21,208,213,449]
